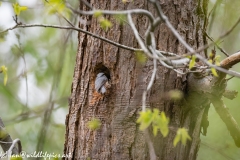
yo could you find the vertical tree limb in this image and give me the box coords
[211,98,240,147]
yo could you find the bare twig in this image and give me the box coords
[144,130,157,160]
[68,6,155,23]
[207,0,222,34]
[127,13,154,58]
[151,0,194,53]
[0,23,140,52]
[79,0,93,9]
[7,139,22,156]
[204,32,229,57]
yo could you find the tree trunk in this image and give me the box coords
[64,0,208,159]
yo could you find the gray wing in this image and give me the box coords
[95,73,108,93]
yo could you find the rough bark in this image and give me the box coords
[64,0,208,159]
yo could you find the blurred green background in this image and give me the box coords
[198,0,240,160]
[0,0,240,160]
[0,0,78,156]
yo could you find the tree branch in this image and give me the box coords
[220,51,240,69]
[211,98,240,147]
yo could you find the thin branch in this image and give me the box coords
[68,6,155,23]
[151,0,240,78]
[79,0,93,9]
[204,31,229,57]
[0,23,140,52]
[151,0,194,53]
[16,39,29,109]
[201,142,236,160]
[7,139,22,156]
[144,130,157,160]
[127,14,155,58]
[218,16,240,40]
[193,14,240,56]
[207,0,222,34]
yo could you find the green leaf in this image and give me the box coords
[87,118,101,130]
[99,18,112,31]
[168,90,183,101]
[1,65,8,86]
[158,112,169,137]
[173,128,191,147]
[45,0,70,18]
[10,155,23,160]
[12,3,28,16]
[137,109,169,137]
[137,109,153,130]
[93,10,102,18]
[189,56,196,69]
[153,125,158,136]
[135,51,147,64]
[173,133,180,147]
[151,110,169,137]
[214,55,221,66]
[211,68,218,77]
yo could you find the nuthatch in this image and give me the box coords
[95,73,108,94]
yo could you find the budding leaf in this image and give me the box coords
[93,10,103,18]
[159,112,169,137]
[1,65,8,86]
[173,128,191,147]
[99,18,112,31]
[211,68,218,77]
[12,3,28,16]
[10,156,23,160]
[214,55,221,66]
[168,90,183,101]
[45,0,70,18]
[87,118,101,130]
[137,109,153,130]
[189,56,196,69]
[135,51,147,64]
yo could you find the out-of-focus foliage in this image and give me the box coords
[87,118,101,131]
[198,0,240,159]
[0,0,78,156]
[12,3,28,16]
[137,109,170,138]
[0,65,8,85]
[173,128,191,147]
[189,55,196,69]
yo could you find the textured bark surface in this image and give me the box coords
[64,0,208,159]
